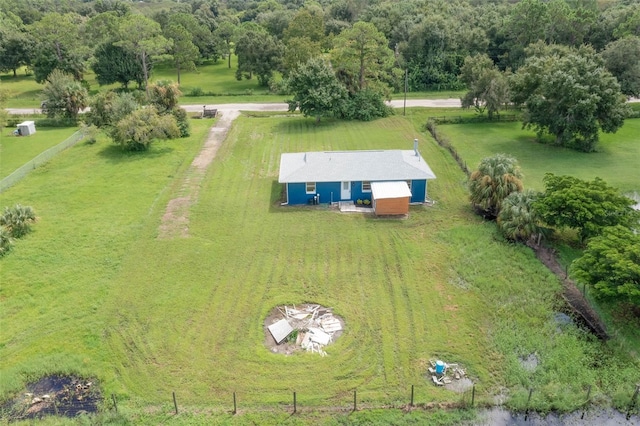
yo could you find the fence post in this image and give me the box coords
[112,394,117,412]
[293,391,297,414]
[410,385,414,407]
[471,384,475,407]
[627,384,639,421]
[353,389,357,412]
[173,391,178,415]
[233,392,237,415]
[524,388,533,421]
[581,385,591,419]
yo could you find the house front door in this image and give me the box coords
[341,181,351,200]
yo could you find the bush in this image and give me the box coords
[340,89,393,121]
[0,205,36,238]
[187,87,205,97]
[0,226,13,257]
[171,107,191,138]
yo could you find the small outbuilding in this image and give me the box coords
[371,181,412,216]
[17,121,36,136]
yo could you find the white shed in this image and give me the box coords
[17,121,36,136]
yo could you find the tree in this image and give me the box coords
[40,69,88,120]
[0,226,12,258]
[468,154,524,218]
[331,22,396,94]
[285,57,346,123]
[572,226,640,306]
[0,204,36,238]
[510,48,629,152]
[497,189,545,244]
[283,8,325,45]
[92,43,146,89]
[29,12,88,82]
[0,18,33,77]
[148,80,182,114]
[459,54,510,119]
[214,20,237,69]
[115,14,172,92]
[165,24,199,85]
[87,91,140,130]
[282,36,321,76]
[112,106,180,151]
[166,13,218,62]
[602,36,640,98]
[234,29,283,86]
[502,0,549,69]
[534,174,639,243]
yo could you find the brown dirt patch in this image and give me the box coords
[157,110,240,239]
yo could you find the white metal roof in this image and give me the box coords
[371,181,412,199]
[278,150,436,183]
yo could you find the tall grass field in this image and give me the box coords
[1,110,639,423]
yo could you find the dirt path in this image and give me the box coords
[157,110,240,239]
[530,244,609,339]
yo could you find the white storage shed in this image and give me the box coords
[17,121,36,136]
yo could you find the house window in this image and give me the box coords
[306,182,316,194]
[362,181,371,192]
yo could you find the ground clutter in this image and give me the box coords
[265,304,344,356]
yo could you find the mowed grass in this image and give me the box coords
[1,112,639,423]
[0,127,79,179]
[437,119,640,193]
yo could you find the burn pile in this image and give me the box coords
[264,304,344,356]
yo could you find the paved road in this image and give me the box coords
[5,98,463,115]
[6,97,639,115]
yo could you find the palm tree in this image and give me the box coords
[497,190,546,244]
[469,154,523,218]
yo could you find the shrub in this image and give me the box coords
[187,87,204,97]
[0,205,36,238]
[340,89,393,121]
[171,107,191,137]
[0,226,13,257]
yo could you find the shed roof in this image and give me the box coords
[278,150,436,183]
[371,181,412,199]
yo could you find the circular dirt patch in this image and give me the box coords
[264,304,344,356]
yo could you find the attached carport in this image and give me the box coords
[371,181,412,216]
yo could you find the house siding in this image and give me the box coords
[286,179,429,205]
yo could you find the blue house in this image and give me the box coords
[278,141,436,206]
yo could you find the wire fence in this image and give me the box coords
[0,130,84,193]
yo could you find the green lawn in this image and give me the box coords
[1,113,638,423]
[0,127,79,179]
[437,119,640,194]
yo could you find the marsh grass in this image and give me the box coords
[1,113,638,424]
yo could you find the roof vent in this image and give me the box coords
[413,139,419,156]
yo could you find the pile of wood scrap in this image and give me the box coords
[267,304,343,356]
[428,359,467,386]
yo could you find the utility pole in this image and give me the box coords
[404,68,408,116]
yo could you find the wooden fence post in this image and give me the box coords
[353,390,357,412]
[172,391,178,415]
[471,384,476,407]
[233,392,237,415]
[410,385,414,407]
[524,388,533,421]
[627,384,639,421]
[293,391,297,414]
[580,385,592,419]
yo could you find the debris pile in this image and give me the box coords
[266,304,343,356]
[3,376,99,420]
[428,359,467,386]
